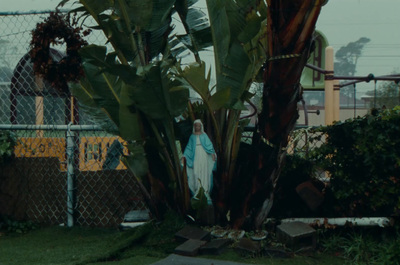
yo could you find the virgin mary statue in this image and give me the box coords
[183,119,216,204]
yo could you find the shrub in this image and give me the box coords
[320,228,400,265]
[0,131,17,165]
[311,107,400,216]
[1,215,39,234]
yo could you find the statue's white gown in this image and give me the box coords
[187,135,215,201]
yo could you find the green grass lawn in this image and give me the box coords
[0,226,125,265]
[0,217,348,265]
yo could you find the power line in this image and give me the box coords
[361,55,400,58]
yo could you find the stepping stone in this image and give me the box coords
[235,238,261,255]
[175,225,211,242]
[174,239,207,256]
[200,238,232,255]
[276,222,316,251]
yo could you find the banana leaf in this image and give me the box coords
[65,0,176,65]
[173,0,212,59]
[121,62,189,120]
[206,0,267,107]
[73,43,148,177]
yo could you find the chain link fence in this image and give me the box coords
[241,126,325,155]
[0,125,146,227]
[287,127,326,156]
[0,11,145,227]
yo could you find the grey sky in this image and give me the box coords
[3,0,400,93]
[317,0,400,76]
[2,0,60,12]
[316,0,400,94]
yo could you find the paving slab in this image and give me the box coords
[174,239,207,256]
[276,221,316,250]
[200,238,232,255]
[235,238,261,255]
[175,225,211,242]
[151,254,256,265]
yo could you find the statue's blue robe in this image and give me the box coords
[183,133,215,168]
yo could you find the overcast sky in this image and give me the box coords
[2,0,60,12]
[2,0,400,93]
[317,0,400,76]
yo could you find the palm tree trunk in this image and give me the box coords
[232,0,323,229]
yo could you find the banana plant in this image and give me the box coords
[171,0,268,226]
[58,0,322,230]
[173,0,324,229]
[59,0,269,226]
[70,45,191,216]
[59,0,213,216]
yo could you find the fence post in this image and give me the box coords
[324,46,334,125]
[66,122,76,227]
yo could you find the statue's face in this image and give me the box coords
[194,123,202,132]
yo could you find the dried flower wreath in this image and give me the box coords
[30,11,90,93]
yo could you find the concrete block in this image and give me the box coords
[119,221,147,230]
[124,209,150,222]
[276,221,316,251]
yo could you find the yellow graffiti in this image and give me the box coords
[79,137,128,171]
[14,137,127,171]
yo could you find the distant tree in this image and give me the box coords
[366,79,400,109]
[334,37,370,76]
[334,37,370,106]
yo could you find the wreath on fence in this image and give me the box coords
[30,12,90,93]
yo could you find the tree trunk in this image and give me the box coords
[232,0,323,229]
